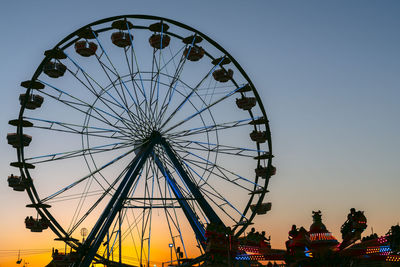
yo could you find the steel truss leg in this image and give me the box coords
[73,132,223,266]
[74,139,157,266]
[160,137,223,225]
[152,153,207,247]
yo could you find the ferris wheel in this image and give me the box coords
[7,15,275,266]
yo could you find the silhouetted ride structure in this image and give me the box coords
[283,210,400,266]
[203,209,400,266]
[7,15,275,266]
[7,15,399,267]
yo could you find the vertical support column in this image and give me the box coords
[153,154,206,246]
[107,231,110,263]
[160,137,223,225]
[119,210,122,266]
[74,137,157,266]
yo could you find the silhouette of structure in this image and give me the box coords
[7,15,275,266]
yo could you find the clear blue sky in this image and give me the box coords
[1,0,399,264]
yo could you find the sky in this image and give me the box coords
[1,0,400,266]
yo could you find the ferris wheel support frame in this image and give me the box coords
[76,131,224,266]
[152,154,207,246]
[76,133,156,266]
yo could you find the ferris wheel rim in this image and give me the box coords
[12,14,274,263]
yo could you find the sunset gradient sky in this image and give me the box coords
[1,1,400,266]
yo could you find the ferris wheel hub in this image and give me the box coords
[147,130,162,143]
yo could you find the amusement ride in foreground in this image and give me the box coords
[6,15,400,266]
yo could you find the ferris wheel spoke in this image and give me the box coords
[154,45,190,126]
[38,80,138,134]
[63,59,146,134]
[67,162,133,236]
[155,49,189,126]
[149,28,187,127]
[161,156,215,230]
[164,181,189,257]
[153,165,188,255]
[69,141,156,265]
[159,56,229,130]
[63,56,143,132]
[121,48,154,130]
[198,75,217,110]
[172,139,267,158]
[159,44,187,74]
[146,28,166,121]
[199,186,246,224]
[108,169,145,262]
[156,151,206,214]
[90,36,153,129]
[65,55,127,111]
[155,34,202,127]
[153,152,209,246]
[93,52,118,77]
[25,141,134,164]
[125,22,148,103]
[25,116,131,141]
[92,29,124,78]
[135,161,152,261]
[118,79,152,134]
[145,161,159,263]
[109,209,138,263]
[25,116,127,135]
[161,157,196,199]
[68,175,98,234]
[177,156,250,224]
[122,26,152,143]
[148,57,165,125]
[159,60,223,131]
[93,55,147,129]
[156,39,200,124]
[163,83,247,134]
[105,216,126,262]
[177,149,263,190]
[164,151,242,226]
[122,49,146,114]
[167,117,256,138]
[149,29,164,113]
[124,209,146,248]
[196,158,261,191]
[121,212,141,263]
[40,145,138,203]
[148,48,160,126]
[45,190,103,204]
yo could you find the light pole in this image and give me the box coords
[169,243,173,264]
